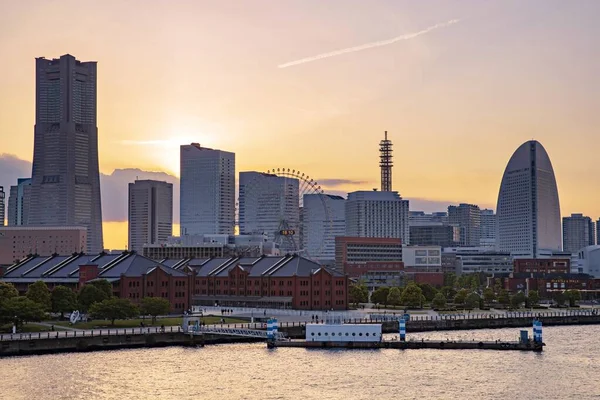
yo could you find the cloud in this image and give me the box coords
[0,154,32,194]
[278,19,459,68]
[408,197,494,213]
[0,154,181,223]
[318,178,370,187]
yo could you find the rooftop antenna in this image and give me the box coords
[379,131,393,191]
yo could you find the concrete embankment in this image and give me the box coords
[2,314,599,357]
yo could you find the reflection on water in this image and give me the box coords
[1,326,599,400]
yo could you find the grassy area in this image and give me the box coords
[1,323,51,334]
[54,316,246,329]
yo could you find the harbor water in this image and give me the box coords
[1,325,598,400]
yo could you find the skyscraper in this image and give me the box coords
[0,186,5,226]
[180,143,235,236]
[7,178,31,226]
[345,191,409,243]
[448,203,481,247]
[28,54,103,253]
[239,171,299,253]
[128,180,173,252]
[480,209,497,248]
[302,194,346,262]
[496,140,561,257]
[562,213,595,253]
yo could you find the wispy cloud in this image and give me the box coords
[319,178,370,187]
[278,19,459,68]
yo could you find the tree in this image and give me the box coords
[440,286,457,301]
[418,283,438,302]
[387,287,403,306]
[52,286,78,317]
[0,282,19,302]
[371,287,390,306]
[400,283,423,308]
[89,298,139,325]
[465,293,480,309]
[510,291,526,309]
[432,292,447,309]
[348,284,368,306]
[564,289,581,307]
[497,289,510,306]
[140,297,170,324]
[527,290,540,307]
[89,279,113,298]
[453,289,469,305]
[483,288,496,305]
[26,281,52,311]
[0,296,46,330]
[78,284,109,312]
[443,272,456,288]
[552,291,566,306]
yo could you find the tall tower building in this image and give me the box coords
[239,171,299,253]
[7,178,31,226]
[480,209,497,248]
[380,131,393,191]
[345,191,409,243]
[302,194,346,263]
[448,203,481,247]
[496,140,561,258]
[562,213,595,253]
[0,186,5,226]
[180,143,235,236]
[128,180,173,252]
[28,54,103,253]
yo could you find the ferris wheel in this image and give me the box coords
[237,168,332,258]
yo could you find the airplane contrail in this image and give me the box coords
[278,19,460,68]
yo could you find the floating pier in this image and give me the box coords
[266,317,545,352]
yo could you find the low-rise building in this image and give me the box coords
[401,245,442,272]
[576,246,600,277]
[0,226,87,265]
[513,258,570,274]
[443,247,512,274]
[409,225,459,248]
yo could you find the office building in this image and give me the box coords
[409,211,448,226]
[448,203,481,247]
[562,213,595,253]
[7,178,31,226]
[335,236,403,276]
[28,54,103,253]
[345,191,409,243]
[496,140,561,257]
[128,180,173,252]
[180,143,235,236]
[401,246,442,271]
[409,225,459,248]
[0,226,87,265]
[480,209,497,248]
[239,171,300,253]
[444,247,513,274]
[0,186,4,226]
[302,194,345,262]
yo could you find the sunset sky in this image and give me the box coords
[1,0,598,250]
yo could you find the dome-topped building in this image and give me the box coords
[496,140,562,258]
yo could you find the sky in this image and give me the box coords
[0,0,599,250]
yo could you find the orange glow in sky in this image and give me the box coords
[1,1,599,250]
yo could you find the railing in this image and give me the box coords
[0,326,182,342]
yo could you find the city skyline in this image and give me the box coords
[1,1,599,249]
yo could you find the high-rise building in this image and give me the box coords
[345,191,409,243]
[239,171,300,253]
[597,219,600,246]
[128,180,173,252]
[409,211,448,226]
[28,54,103,253]
[496,140,561,258]
[302,194,345,262]
[180,143,235,236]
[562,213,595,253]
[0,186,5,226]
[7,178,31,226]
[480,209,497,248]
[448,203,481,247]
